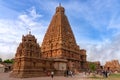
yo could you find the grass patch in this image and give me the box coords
[89,73,120,80]
[90,76,104,79]
[110,73,120,78]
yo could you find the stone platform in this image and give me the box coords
[1,72,92,80]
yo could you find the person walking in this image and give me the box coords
[69,70,73,77]
[51,71,54,78]
[66,70,69,77]
[105,70,108,78]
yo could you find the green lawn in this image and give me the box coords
[110,73,120,78]
[89,73,120,80]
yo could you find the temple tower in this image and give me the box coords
[10,32,44,78]
[41,5,87,71]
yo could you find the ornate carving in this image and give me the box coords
[41,5,87,70]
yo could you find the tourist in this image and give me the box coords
[102,70,108,78]
[51,71,54,78]
[66,70,69,77]
[64,70,68,77]
[105,70,108,78]
[69,70,73,77]
[47,71,50,76]
[102,70,105,77]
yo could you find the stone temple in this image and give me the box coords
[10,5,87,78]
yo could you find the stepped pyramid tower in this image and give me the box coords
[41,4,87,70]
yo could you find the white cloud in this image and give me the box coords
[64,0,120,32]
[18,7,42,28]
[1,0,120,66]
[79,33,120,65]
[0,7,46,60]
[29,7,42,19]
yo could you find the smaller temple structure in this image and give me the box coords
[10,32,43,77]
[104,60,120,72]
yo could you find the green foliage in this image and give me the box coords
[3,59,13,63]
[90,73,120,80]
[89,63,96,72]
[0,58,2,62]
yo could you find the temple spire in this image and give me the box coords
[29,30,31,35]
[42,5,78,56]
[56,3,65,14]
[28,28,31,35]
[59,3,61,7]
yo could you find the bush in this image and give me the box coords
[89,63,96,72]
[0,58,2,62]
[3,59,13,63]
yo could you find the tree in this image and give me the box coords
[89,63,97,77]
[0,58,2,62]
[89,63,96,72]
[3,59,13,63]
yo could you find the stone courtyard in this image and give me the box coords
[1,72,91,80]
[2,72,120,80]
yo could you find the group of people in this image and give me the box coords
[47,71,54,78]
[48,70,110,78]
[64,70,73,77]
[102,70,109,78]
[47,70,74,78]
[84,69,111,78]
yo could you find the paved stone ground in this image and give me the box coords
[0,72,92,80]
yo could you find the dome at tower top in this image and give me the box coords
[22,31,36,43]
[26,31,34,38]
[56,3,65,14]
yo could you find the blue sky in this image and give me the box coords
[0,0,120,64]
